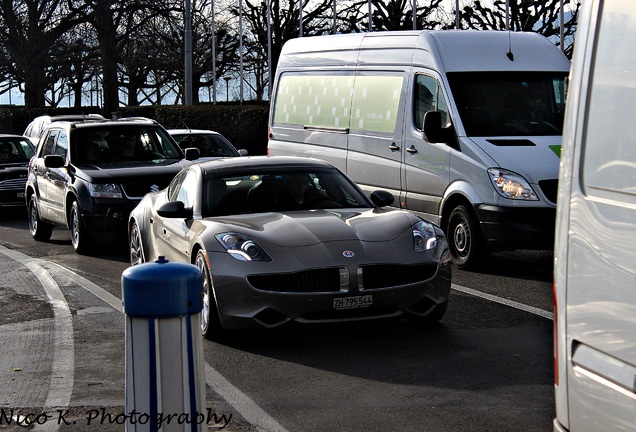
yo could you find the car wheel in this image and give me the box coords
[195,250,223,341]
[28,195,53,241]
[447,204,486,270]
[69,201,92,255]
[129,221,145,265]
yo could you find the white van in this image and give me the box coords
[553,1,636,431]
[268,30,570,268]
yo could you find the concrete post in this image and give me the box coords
[122,257,204,432]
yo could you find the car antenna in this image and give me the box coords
[506,28,514,61]
[182,121,191,132]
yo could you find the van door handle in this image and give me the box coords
[406,146,418,154]
[388,143,400,151]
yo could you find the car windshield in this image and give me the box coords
[0,137,35,163]
[73,126,182,163]
[172,133,239,157]
[447,71,568,136]
[202,167,371,216]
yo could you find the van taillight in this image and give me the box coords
[553,281,558,386]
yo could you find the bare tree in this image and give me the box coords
[340,0,446,32]
[0,0,86,107]
[458,0,580,57]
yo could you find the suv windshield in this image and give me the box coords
[73,125,182,163]
[447,72,568,137]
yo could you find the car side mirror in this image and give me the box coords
[44,154,65,168]
[157,201,193,219]
[238,149,248,156]
[184,147,200,161]
[370,190,394,207]
[422,111,444,143]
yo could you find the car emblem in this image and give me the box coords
[150,184,160,192]
[342,250,355,258]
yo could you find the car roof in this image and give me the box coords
[0,134,32,139]
[48,117,161,130]
[198,156,335,175]
[167,129,222,135]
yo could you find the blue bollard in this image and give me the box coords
[122,257,204,432]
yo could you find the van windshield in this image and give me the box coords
[447,72,568,137]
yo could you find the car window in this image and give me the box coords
[75,126,182,163]
[55,131,69,159]
[0,138,35,163]
[175,170,198,209]
[167,170,187,201]
[203,167,370,216]
[41,130,59,157]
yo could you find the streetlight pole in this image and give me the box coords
[224,77,231,102]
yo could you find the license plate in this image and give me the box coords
[333,295,372,310]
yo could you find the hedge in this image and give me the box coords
[0,102,270,156]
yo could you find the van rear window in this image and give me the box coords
[273,72,403,134]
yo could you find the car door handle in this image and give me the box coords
[388,143,400,151]
[406,146,418,154]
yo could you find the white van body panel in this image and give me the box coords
[270,30,570,268]
[554,0,636,431]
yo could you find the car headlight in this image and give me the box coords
[215,233,271,262]
[413,220,437,251]
[487,168,538,200]
[89,183,122,198]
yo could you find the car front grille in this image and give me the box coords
[247,267,347,293]
[359,263,437,289]
[538,179,558,204]
[121,181,167,199]
[0,178,27,191]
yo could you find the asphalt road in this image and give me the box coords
[0,207,555,431]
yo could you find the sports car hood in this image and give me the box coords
[208,209,417,247]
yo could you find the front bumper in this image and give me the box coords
[475,204,556,251]
[78,196,139,237]
[208,241,452,330]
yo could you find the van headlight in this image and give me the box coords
[488,168,538,200]
[215,233,271,262]
[413,220,437,251]
[89,183,122,198]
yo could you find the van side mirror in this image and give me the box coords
[422,111,443,143]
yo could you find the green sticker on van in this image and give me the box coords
[549,145,561,158]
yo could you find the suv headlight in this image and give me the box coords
[487,168,538,200]
[89,183,122,199]
[215,233,271,262]
[413,220,437,251]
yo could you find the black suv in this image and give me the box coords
[25,117,199,254]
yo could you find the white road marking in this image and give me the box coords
[451,283,554,320]
[0,246,74,432]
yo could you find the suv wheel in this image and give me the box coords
[28,195,53,241]
[70,201,92,254]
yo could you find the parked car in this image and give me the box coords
[168,128,247,159]
[23,114,106,145]
[128,156,451,340]
[25,117,199,254]
[0,134,35,208]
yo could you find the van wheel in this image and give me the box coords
[70,201,92,255]
[447,205,485,269]
[195,250,224,341]
[28,195,53,241]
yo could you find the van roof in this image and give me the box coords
[278,30,570,73]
